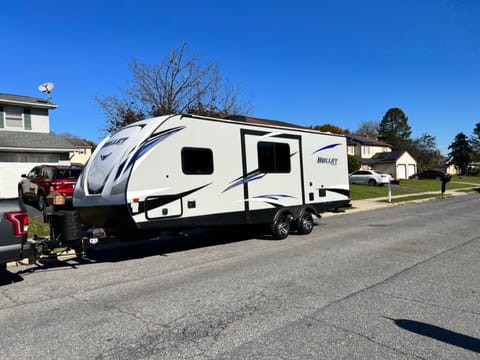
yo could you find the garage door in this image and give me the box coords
[407,164,416,178]
[0,153,62,198]
[397,164,406,179]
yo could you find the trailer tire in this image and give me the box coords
[270,214,290,240]
[296,212,314,235]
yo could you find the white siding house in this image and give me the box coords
[371,151,417,179]
[347,134,417,180]
[0,93,75,197]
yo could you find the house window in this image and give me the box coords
[181,147,214,174]
[4,106,23,128]
[257,141,291,173]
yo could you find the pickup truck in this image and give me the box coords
[0,198,31,270]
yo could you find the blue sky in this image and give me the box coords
[2,0,479,154]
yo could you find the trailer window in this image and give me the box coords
[257,142,290,173]
[181,147,214,174]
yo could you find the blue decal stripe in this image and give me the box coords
[223,170,266,192]
[253,194,296,201]
[312,143,342,155]
[135,126,185,161]
[118,126,185,180]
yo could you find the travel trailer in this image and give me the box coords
[73,114,350,240]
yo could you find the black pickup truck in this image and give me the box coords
[0,198,31,270]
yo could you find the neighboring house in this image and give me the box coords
[66,138,93,165]
[0,93,75,197]
[347,134,417,179]
[370,151,417,179]
[444,158,461,176]
[347,134,392,160]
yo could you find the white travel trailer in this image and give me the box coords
[73,114,350,239]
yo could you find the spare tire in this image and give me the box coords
[50,210,82,243]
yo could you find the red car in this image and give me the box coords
[18,164,83,211]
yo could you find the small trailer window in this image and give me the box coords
[257,142,290,173]
[181,147,214,174]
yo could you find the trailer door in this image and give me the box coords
[242,130,304,215]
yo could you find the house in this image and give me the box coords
[347,134,392,159]
[0,93,75,197]
[347,134,417,179]
[66,138,93,165]
[370,151,417,179]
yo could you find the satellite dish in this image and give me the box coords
[38,82,54,94]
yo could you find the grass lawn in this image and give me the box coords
[452,174,480,184]
[28,218,50,238]
[350,184,412,200]
[350,175,480,201]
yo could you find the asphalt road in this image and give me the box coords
[1,194,479,359]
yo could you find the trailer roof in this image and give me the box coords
[226,115,308,130]
[181,113,346,138]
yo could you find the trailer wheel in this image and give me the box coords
[296,212,314,235]
[270,214,290,240]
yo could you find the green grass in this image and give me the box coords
[28,218,50,238]
[400,179,476,191]
[452,174,480,184]
[350,176,480,201]
[350,184,412,200]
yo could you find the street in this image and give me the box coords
[1,194,479,359]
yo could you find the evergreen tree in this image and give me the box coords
[378,108,412,150]
[448,132,472,174]
[470,122,480,161]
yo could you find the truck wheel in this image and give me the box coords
[296,213,314,235]
[37,193,46,211]
[270,214,290,240]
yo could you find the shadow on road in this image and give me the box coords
[84,227,263,262]
[0,269,24,285]
[1,225,295,282]
[385,317,480,353]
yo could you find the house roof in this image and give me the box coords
[0,131,74,152]
[347,134,391,147]
[0,93,58,109]
[66,138,93,148]
[371,151,405,162]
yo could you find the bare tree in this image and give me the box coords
[96,43,249,134]
[354,121,379,139]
